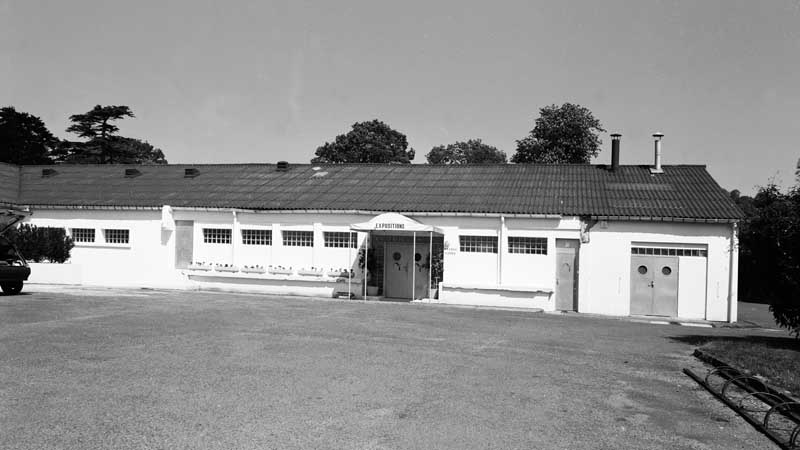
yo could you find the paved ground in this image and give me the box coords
[0,287,783,449]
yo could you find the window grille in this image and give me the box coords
[104,229,129,244]
[508,237,547,254]
[72,228,95,243]
[631,247,707,257]
[283,230,314,247]
[324,231,357,248]
[203,228,232,244]
[459,235,498,253]
[241,229,271,246]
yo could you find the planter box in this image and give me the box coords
[188,264,212,271]
[241,267,266,274]
[327,271,354,278]
[215,266,239,273]
[298,269,324,277]
[268,268,293,275]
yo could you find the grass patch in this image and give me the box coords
[700,336,800,397]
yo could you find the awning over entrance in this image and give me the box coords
[350,212,444,234]
[349,212,442,301]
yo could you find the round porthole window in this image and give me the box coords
[662,266,672,276]
[392,252,402,261]
[637,265,648,275]
[414,253,422,262]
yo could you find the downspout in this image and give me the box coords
[727,222,739,323]
[580,216,599,243]
[498,216,505,285]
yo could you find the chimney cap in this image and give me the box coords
[652,132,664,139]
[610,133,622,139]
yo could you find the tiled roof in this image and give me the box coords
[0,163,20,207]
[10,163,743,220]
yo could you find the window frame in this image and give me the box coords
[323,231,357,248]
[241,229,272,246]
[507,236,547,255]
[203,228,232,245]
[459,235,498,253]
[71,228,96,243]
[103,228,130,245]
[283,230,314,247]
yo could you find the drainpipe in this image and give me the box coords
[231,210,238,267]
[727,222,739,323]
[498,216,505,285]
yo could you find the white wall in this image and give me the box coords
[25,209,185,288]
[577,221,734,321]
[23,208,736,321]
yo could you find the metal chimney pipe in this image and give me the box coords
[610,133,621,171]
[651,133,664,174]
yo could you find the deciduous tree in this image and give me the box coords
[512,103,605,164]
[311,120,414,164]
[426,139,507,164]
[0,106,57,165]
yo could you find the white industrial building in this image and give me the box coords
[0,135,743,321]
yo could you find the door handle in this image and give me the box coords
[649,281,654,288]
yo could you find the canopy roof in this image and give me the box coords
[350,212,444,234]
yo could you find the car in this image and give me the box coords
[0,209,31,295]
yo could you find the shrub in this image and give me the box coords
[738,184,800,338]
[6,224,74,263]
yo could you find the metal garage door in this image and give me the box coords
[630,255,679,317]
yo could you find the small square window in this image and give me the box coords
[241,229,271,246]
[72,228,95,243]
[104,229,129,244]
[203,228,232,244]
[283,230,314,247]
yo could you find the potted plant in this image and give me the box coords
[358,247,379,296]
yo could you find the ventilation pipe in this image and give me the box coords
[610,133,621,171]
[650,132,664,174]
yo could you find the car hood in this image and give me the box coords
[0,209,31,235]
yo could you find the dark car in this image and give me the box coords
[0,209,31,294]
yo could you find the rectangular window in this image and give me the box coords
[72,228,95,243]
[203,228,232,244]
[631,246,707,257]
[241,229,271,246]
[508,237,547,254]
[324,231,357,248]
[283,230,314,247]
[103,229,129,244]
[459,235,498,253]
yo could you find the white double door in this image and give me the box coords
[384,243,429,300]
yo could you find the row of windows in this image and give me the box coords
[202,229,357,248]
[631,247,707,257]
[459,236,548,255]
[72,228,130,244]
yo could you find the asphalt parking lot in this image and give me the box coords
[0,287,781,449]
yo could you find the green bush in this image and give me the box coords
[737,184,800,338]
[6,224,74,263]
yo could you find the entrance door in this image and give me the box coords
[412,249,430,300]
[630,255,679,317]
[384,244,412,299]
[556,239,579,311]
[174,220,194,269]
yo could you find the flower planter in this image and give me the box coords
[366,285,379,296]
[188,264,211,271]
[241,267,266,274]
[298,269,324,277]
[268,268,293,275]
[215,266,239,273]
[327,271,354,278]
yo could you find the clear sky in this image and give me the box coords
[2,0,799,194]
